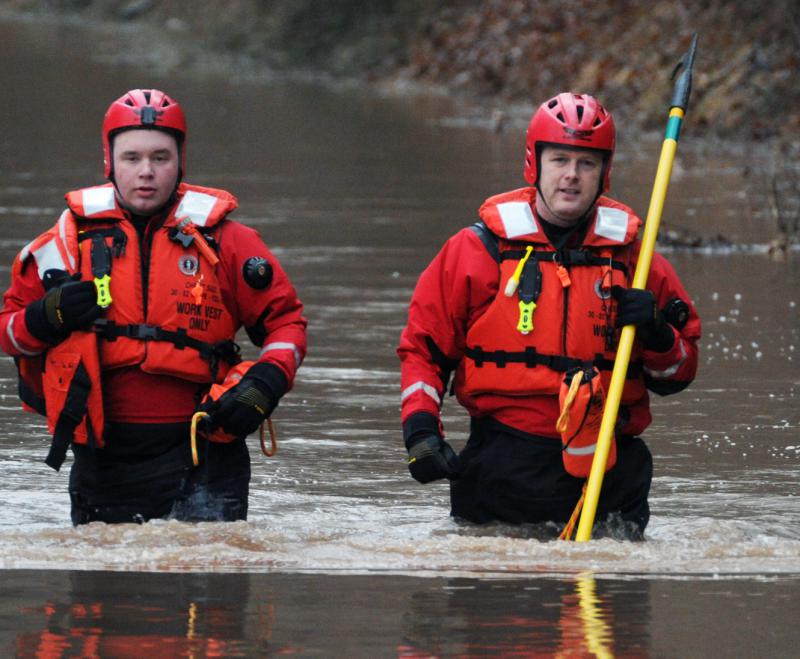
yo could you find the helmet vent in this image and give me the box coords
[143,91,152,104]
[523,92,615,189]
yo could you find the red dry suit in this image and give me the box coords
[0,182,307,469]
[398,187,700,440]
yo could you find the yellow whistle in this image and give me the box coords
[517,300,536,334]
[94,274,112,308]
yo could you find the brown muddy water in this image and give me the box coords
[0,13,799,658]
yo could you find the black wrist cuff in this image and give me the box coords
[245,362,288,401]
[642,320,675,353]
[25,299,62,344]
[403,412,441,449]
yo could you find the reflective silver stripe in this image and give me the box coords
[401,381,441,405]
[175,191,217,227]
[7,313,40,356]
[564,443,597,456]
[82,186,116,216]
[57,210,76,271]
[260,342,302,368]
[32,238,68,279]
[644,339,687,379]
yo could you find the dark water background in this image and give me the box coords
[0,13,798,657]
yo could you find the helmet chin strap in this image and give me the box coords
[111,179,180,219]
[535,183,602,227]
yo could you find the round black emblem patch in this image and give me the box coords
[242,256,273,290]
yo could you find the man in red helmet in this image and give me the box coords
[398,92,700,539]
[0,89,307,524]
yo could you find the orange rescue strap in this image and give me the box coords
[555,371,584,435]
[557,372,589,541]
[559,482,588,541]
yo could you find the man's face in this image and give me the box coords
[112,129,179,215]
[535,146,604,225]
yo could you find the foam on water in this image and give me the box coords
[1,500,798,577]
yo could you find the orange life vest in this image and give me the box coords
[16,182,242,469]
[461,188,647,406]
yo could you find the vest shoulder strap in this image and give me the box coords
[469,221,500,263]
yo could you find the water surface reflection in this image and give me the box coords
[5,570,800,657]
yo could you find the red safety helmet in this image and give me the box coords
[523,92,615,192]
[102,89,187,179]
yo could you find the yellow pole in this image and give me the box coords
[575,35,697,541]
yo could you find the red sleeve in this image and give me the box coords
[0,255,51,358]
[397,228,498,424]
[216,221,307,389]
[641,250,701,391]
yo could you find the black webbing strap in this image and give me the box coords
[501,248,628,274]
[77,226,127,257]
[425,336,460,393]
[468,222,628,275]
[92,319,240,381]
[45,362,92,472]
[469,222,501,263]
[14,357,46,416]
[465,345,642,378]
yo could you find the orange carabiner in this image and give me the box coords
[190,411,211,467]
[191,413,278,465]
[261,419,278,457]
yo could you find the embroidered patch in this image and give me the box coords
[179,254,199,276]
[594,278,612,299]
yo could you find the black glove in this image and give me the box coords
[25,271,103,343]
[403,412,459,484]
[611,285,674,352]
[201,362,287,438]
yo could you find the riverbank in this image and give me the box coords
[5,0,799,139]
[2,1,798,252]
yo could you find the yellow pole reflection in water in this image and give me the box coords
[576,574,614,658]
[186,600,198,640]
[557,572,615,658]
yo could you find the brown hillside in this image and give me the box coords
[6,0,799,138]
